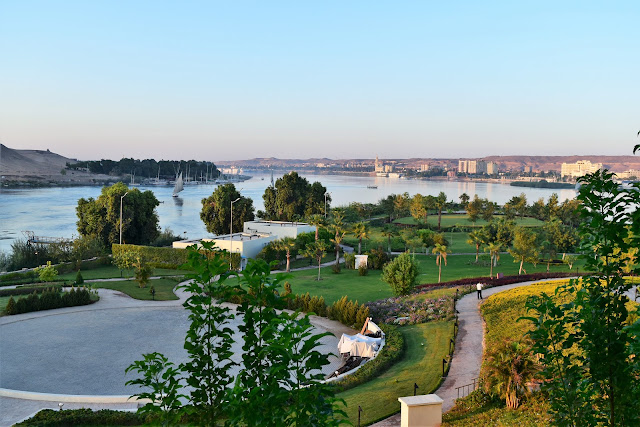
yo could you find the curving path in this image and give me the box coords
[0,283,355,427]
[372,277,570,427]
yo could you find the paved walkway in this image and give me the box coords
[0,282,355,427]
[371,277,569,426]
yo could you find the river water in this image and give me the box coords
[0,171,576,253]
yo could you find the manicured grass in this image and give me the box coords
[393,214,545,228]
[94,277,181,301]
[337,321,454,425]
[58,265,190,281]
[270,254,586,305]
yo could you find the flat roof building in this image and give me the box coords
[243,220,315,240]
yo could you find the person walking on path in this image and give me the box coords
[476,282,483,300]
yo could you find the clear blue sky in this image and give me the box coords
[1,1,638,161]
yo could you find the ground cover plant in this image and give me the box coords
[95,277,182,301]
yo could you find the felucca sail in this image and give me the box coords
[173,173,184,197]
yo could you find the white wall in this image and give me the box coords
[243,221,315,239]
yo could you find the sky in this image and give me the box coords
[1,1,639,161]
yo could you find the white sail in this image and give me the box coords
[172,173,184,197]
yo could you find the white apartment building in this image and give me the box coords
[486,161,498,175]
[243,220,316,240]
[560,160,603,178]
[459,160,487,174]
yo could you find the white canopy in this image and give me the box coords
[338,333,382,358]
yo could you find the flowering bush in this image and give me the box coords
[366,292,455,325]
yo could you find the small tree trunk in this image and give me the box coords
[490,257,494,278]
[315,228,319,241]
[475,245,479,262]
[438,210,442,230]
[286,251,291,273]
[317,258,321,281]
[358,239,362,255]
[438,263,442,283]
[388,236,391,254]
[519,259,524,275]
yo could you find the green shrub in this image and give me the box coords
[75,270,84,284]
[326,296,369,328]
[331,263,341,274]
[358,264,368,276]
[0,284,62,297]
[367,247,390,270]
[344,253,355,269]
[14,408,144,426]
[382,252,419,296]
[113,243,241,270]
[35,261,58,282]
[5,296,16,315]
[6,287,94,315]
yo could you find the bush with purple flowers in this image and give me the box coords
[366,291,455,326]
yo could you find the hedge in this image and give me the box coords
[113,243,241,270]
[0,284,62,298]
[15,409,144,426]
[332,324,404,392]
[415,271,588,292]
[5,287,95,315]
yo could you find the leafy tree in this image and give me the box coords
[483,340,539,409]
[133,256,153,288]
[200,184,254,235]
[467,195,483,224]
[433,244,449,283]
[410,193,428,224]
[113,249,137,277]
[508,227,539,274]
[563,254,577,270]
[524,167,640,426]
[481,199,497,222]
[75,270,84,285]
[304,240,327,281]
[260,172,328,221]
[36,261,58,282]
[393,193,410,219]
[382,251,419,296]
[459,192,470,208]
[352,222,369,255]
[76,182,160,246]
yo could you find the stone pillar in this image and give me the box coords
[398,394,443,427]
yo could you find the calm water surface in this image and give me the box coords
[0,172,576,253]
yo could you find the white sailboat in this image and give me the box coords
[172,173,184,197]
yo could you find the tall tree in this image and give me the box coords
[381,225,398,254]
[508,227,540,274]
[200,184,255,235]
[306,214,325,241]
[434,192,448,230]
[76,182,160,247]
[433,243,449,283]
[272,237,296,273]
[410,194,428,224]
[329,211,346,268]
[459,192,470,209]
[352,222,369,255]
[304,240,327,281]
[467,230,485,262]
[485,242,502,278]
[259,172,328,221]
[467,195,483,224]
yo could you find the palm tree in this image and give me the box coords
[273,237,296,272]
[307,214,325,241]
[467,230,484,262]
[352,222,369,254]
[381,225,397,255]
[433,243,448,283]
[330,211,346,269]
[486,242,502,278]
[434,192,448,231]
[483,339,540,409]
[304,240,327,281]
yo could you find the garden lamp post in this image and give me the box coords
[119,191,129,245]
[230,197,241,269]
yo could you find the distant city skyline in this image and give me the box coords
[1,1,639,161]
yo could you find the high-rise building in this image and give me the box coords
[486,162,498,175]
[561,160,603,178]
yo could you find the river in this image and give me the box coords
[0,172,576,253]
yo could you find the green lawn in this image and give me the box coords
[93,277,181,301]
[393,214,545,228]
[337,321,454,425]
[58,265,190,281]
[270,254,586,305]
